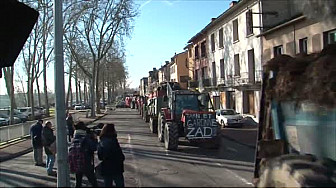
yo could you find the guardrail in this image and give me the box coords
[0,117,54,143]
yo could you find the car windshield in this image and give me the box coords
[175,95,199,115]
[220,110,236,115]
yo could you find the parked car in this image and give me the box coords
[17,107,42,120]
[0,109,28,123]
[74,104,85,110]
[116,101,126,108]
[0,117,8,126]
[215,109,244,128]
[0,113,21,125]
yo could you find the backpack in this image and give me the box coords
[68,137,86,173]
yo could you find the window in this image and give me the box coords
[201,41,206,57]
[299,38,308,53]
[274,45,283,57]
[212,62,216,79]
[248,49,255,83]
[234,54,240,76]
[195,45,199,59]
[195,70,198,80]
[189,49,192,57]
[246,10,253,36]
[233,19,239,42]
[219,28,224,48]
[211,33,215,52]
[323,29,336,46]
[220,59,225,78]
[201,66,207,79]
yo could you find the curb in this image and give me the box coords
[0,113,107,163]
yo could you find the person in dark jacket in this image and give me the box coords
[30,119,45,166]
[42,121,56,176]
[98,123,125,187]
[66,113,75,142]
[73,121,98,187]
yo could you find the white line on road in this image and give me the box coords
[125,134,142,187]
[224,167,253,186]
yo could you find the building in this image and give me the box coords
[158,61,170,84]
[259,0,336,60]
[186,0,262,118]
[168,51,189,89]
[139,77,148,97]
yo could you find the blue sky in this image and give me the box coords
[126,0,230,88]
[0,0,231,95]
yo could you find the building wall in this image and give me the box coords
[175,51,189,89]
[262,18,336,61]
[207,0,262,118]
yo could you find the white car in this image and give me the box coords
[74,104,84,110]
[216,109,244,128]
[17,107,42,120]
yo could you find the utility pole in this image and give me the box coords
[54,0,70,187]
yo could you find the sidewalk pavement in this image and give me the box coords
[0,112,106,162]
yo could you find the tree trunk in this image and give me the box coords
[75,64,79,104]
[83,80,87,104]
[78,81,82,103]
[66,61,73,110]
[36,78,42,107]
[90,62,96,117]
[95,64,101,114]
[43,57,50,116]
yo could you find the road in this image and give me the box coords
[94,108,257,187]
[0,108,257,187]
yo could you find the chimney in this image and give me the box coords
[211,18,216,22]
[165,61,169,64]
[230,1,237,7]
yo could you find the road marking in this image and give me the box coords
[226,147,238,152]
[224,168,253,186]
[125,134,142,187]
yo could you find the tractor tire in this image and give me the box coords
[149,117,158,134]
[257,154,336,187]
[158,113,165,142]
[164,122,179,150]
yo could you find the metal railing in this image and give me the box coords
[0,117,54,143]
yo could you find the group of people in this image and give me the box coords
[30,114,125,187]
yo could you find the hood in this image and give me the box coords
[222,114,243,119]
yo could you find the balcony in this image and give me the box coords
[217,70,262,88]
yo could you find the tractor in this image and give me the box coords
[156,82,220,150]
[253,44,336,187]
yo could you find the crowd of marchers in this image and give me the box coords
[29,114,125,187]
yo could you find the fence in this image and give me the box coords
[0,117,54,143]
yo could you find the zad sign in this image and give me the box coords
[185,113,218,139]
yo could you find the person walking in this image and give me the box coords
[98,123,125,187]
[30,119,45,166]
[42,121,57,176]
[66,113,75,142]
[70,121,98,187]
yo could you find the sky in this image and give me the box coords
[126,0,230,88]
[0,0,231,95]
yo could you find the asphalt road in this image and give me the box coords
[95,108,256,187]
[0,108,257,187]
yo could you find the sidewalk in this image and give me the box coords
[0,112,106,162]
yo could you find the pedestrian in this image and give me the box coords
[66,113,75,142]
[30,119,45,167]
[69,121,98,187]
[42,121,57,176]
[98,123,125,187]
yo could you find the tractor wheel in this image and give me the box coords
[257,154,336,187]
[149,117,158,134]
[164,122,179,150]
[157,113,165,142]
